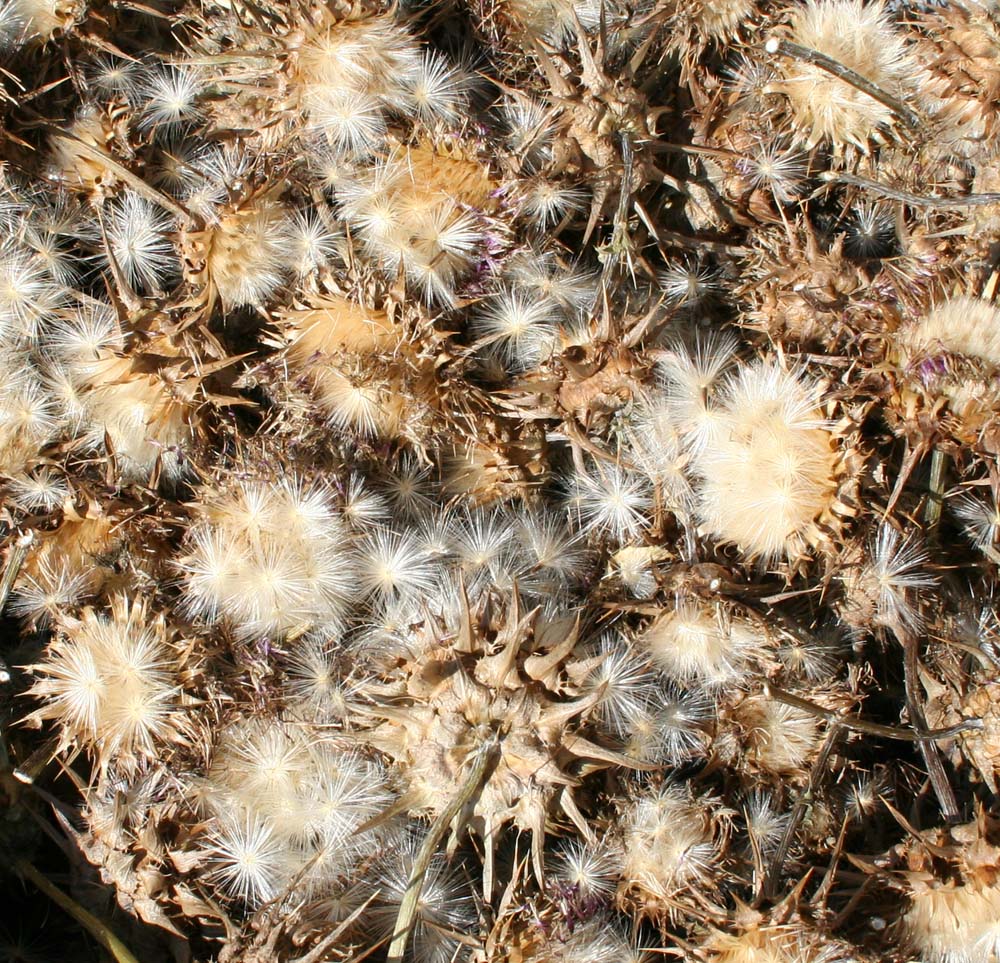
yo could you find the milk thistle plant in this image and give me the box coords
[3,1,1000,962]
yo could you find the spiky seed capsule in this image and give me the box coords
[360,594,648,884]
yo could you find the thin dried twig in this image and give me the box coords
[14,858,142,963]
[764,683,983,743]
[895,625,960,821]
[0,531,33,614]
[821,170,1000,208]
[386,735,500,963]
[762,725,841,902]
[766,38,921,130]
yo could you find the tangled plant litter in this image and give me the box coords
[3,0,1000,962]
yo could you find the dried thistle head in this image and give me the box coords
[652,0,757,83]
[175,470,355,642]
[895,815,1000,963]
[617,780,730,924]
[2,0,83,44]
[898,296,1000,368]
[181,190,292,312]
[912,1,1000,166]
[358,593,648,884]
[768,0,917,151]
[714,690,843,779]
[333,142,493,305]
[71,340,200,485]
[893,297,1000,442]
[837,524,937,638]
[272,293,411,440]
[48,105,121,193]
[641,596,774,689]
[743,221,882,348]
[701,919,861,963]
[24,596,187,776]
[192,717,393,907]
[683,356,842,563]
[0,362,60,478]
[924,642,1000,794]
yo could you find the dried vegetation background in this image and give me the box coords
[2,0,1000,961]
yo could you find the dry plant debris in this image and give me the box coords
[3,0,1000,961]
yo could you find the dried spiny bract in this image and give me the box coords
[618,782,729,924]
[276,293,408,438]
[925,668,1000,795]
[195,718,392,906]
[743,222,873,347]
[25,596,185,775]
[686,358,839,562]
[768,0,918,151]
[898,820,1000,963]
[176,474,355,641]
[68,331,200,484]
[0,0,81,46]
[895,296,1000,438]
[911,1,1000,165]
[701,922,861,963]
[359,596,647,883]
[181,191,292,311]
